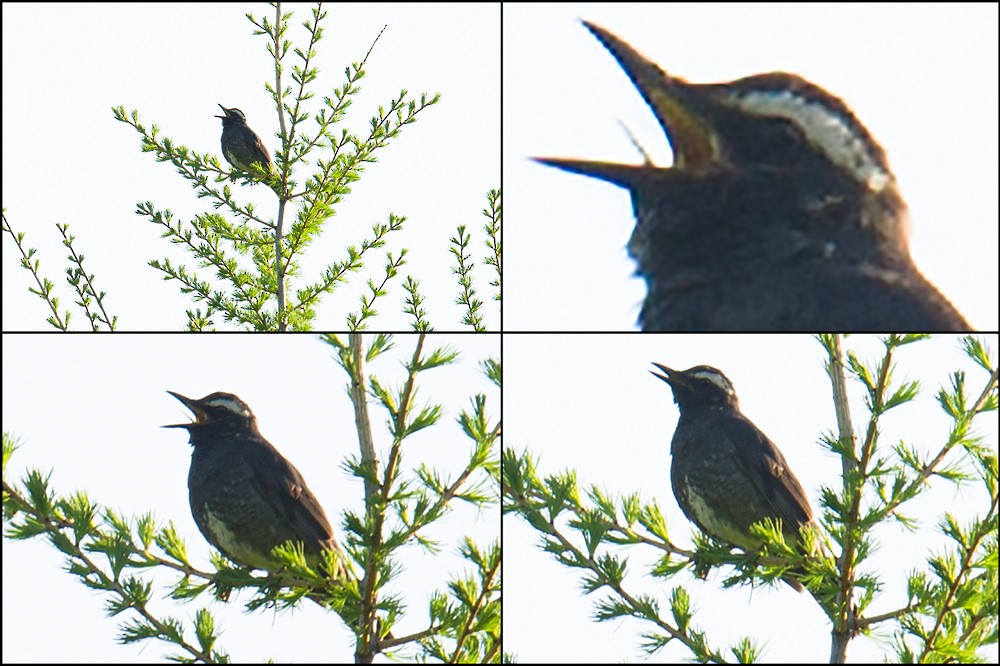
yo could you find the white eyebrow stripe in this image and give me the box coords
[729,90,891,192]
[205,398,251,416]
[689,370,734,394]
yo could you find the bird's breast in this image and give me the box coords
[675,474,757,549]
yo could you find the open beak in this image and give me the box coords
[649,362,677,386]
[534,21,721,187]
[163,391,205,428]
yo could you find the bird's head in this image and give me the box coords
[651,364,740,412]
[215,104,248,127]
[163,391,257,434]
[536,22,897,197]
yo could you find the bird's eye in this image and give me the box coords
[761,116,805,145]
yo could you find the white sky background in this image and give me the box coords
[1,333,500,663]
[1,3,500,332]
[504,3,999,331]
[503,333,998,663]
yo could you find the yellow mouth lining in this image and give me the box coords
[648,88,718,170]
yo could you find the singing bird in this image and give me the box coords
[537,22,971,331]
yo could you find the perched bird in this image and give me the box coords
[537,22,971,331]
[651,364,815,590]
[215,104,275,178]
[164,391,347,579]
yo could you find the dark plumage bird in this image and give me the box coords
[651,364,815,590]
[164,391,347,579]
[537,22,970,331]
[215,105,275,178]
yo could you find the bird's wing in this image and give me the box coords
[241,438,336,547]
[721,414,814,530]
[251,133,273,168]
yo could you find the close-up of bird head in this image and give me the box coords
[163,390,256,438]
[214,105,248,124]
[650,363,739,412]
[537,21,972,331]
[541,23,896,195]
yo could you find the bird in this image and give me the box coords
[536,21,971,331]
[163,390,347,579]
[215,105,275,179]
[650,364,816,591]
